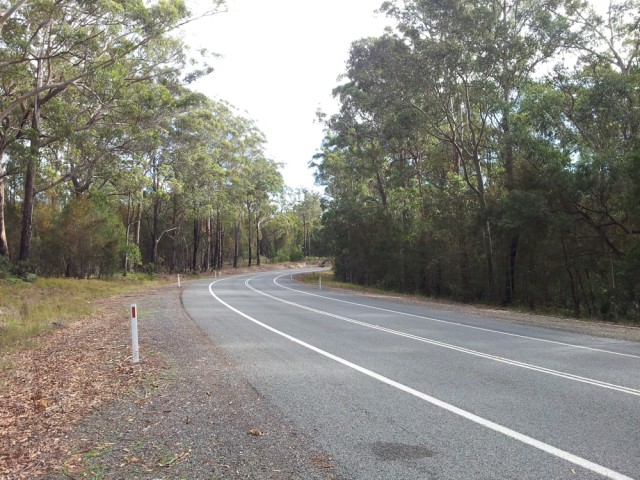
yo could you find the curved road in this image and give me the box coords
[182,269,640,479]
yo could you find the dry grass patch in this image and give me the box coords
[0,276,167,352]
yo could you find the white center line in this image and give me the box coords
[237,276,640,396]
[273,274,640,360]
[208,276,634,480]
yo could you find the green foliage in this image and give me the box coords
[0,255,11,279]
[0,275,169,352]
[39,196,127,278]
[0,0,314,280]
[288,245,305,262]
[313,0,640,321]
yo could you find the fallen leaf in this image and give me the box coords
[248,428,264,437]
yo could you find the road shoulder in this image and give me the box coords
[4,281,338,479]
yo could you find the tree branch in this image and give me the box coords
[0,0,28,32]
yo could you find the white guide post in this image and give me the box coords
[319,277,322,290]
[130,304,140,363]
[177,274,181,287]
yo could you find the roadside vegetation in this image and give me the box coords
[314,0,640,322]
[1,0,637,335]
[0,1,326,283]
[0,273,169,353]
[297,270,373,294]
[296,270,640,327]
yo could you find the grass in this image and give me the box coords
[0,274,171,353]
[296,270,386,294]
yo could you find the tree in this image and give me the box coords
[381,0,584,302]
[0,0,225,261]
[292,188,322,257]
[311,0,638,320]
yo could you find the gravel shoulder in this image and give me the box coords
[0,276,339,480]
[46,281,339,480]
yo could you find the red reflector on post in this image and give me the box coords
[132,305,136,318]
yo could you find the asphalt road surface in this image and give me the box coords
[182,269,640,480]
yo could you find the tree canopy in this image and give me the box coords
[0,0,324,278]
[313,0,640,321]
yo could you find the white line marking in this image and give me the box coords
[238,277,640,396]
[273,274,640,360]
[208,278,634,480]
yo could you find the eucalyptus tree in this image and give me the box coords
[333,31,496,292]
[292,188,322,257]
[380,0,585,302]
[543,0,640,316]
[0,0,225,262]
[165,100,280,271]
[167,97,259,272]
[0,0,28,32]
[234,153,282,267]
[311,137,382,284]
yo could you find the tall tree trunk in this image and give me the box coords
[256,218,261,266]
[504,233,519,305]
[484,221,496,299]
[19,59,42,263]
[192,218,199,272]
[233,219,240,268]
[204,214,211,271]
[151,157,160,267]
[213,210,221,270]
[19,152,36,262]
[170,194,179,272]
[135,198,142,248]
[458,91,497,300]
[502,91,519,305]
[458,235,471,299]
[151,199,159,267]
[219,225,225,269]
[246,201,252,267]
[0,154,9,257]
[375,170,387,208]
[124,194,132,275]
[561,236,580,317]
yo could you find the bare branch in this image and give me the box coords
[0,0,28,32]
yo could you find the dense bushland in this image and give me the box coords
[0,0,324,279]
[313,0,640,321]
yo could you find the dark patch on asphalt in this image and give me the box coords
[370,441,436,461]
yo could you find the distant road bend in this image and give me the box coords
[182,268,640,480]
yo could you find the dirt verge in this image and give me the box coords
[1,275,338,480]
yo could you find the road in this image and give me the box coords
[182,269,640,479]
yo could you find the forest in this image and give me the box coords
[0,0,324,279]
[313,0,640,321]
[1,0,639,323]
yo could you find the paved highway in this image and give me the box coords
[182,269,640,479]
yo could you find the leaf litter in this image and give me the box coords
[0,299,160,479]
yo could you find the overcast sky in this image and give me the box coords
[187,0,392,191]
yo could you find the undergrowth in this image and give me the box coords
[0,274,169,352]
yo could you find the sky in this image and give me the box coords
[186,0,393,191]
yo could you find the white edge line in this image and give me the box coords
[273,274,640,360]
[208,278,634,480]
